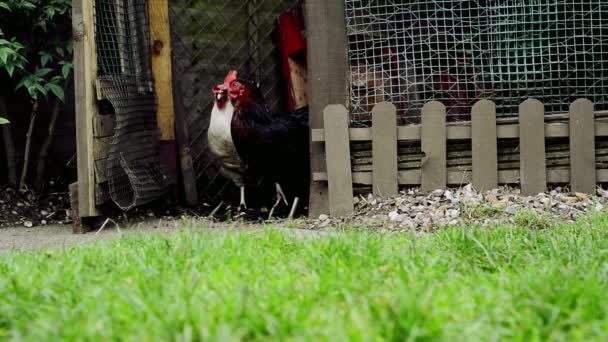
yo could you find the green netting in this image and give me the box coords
[345,0,608,124]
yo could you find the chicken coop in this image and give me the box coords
[71,0,608,229]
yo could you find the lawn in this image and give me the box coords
[1,215,608,341]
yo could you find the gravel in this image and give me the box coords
[309,184,608,231]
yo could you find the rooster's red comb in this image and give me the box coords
[224,70,238,85]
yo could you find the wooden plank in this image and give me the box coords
[93,114,115,137]
[420,101,447,192]
[147,0,175,141]
[324,105,354,216]
[569,98,596,194]
[94,159,108,184]
[519,99,546,195]
[372,102,398,197]
[72,0,98,217]
[305,0,348,218]
[171,50,198,206]
[472,100,498,192]
[93,136,112,160]
[312,120,608,143]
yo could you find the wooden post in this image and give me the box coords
[519,99,546,195]
[324,105,354,217]
[420,101,447,192]
[72,0,99,219]
[471,99,498,192]
[148,0,177,183]
[569,98,596,194]
[372,102,398,197]
[305,0,348,218]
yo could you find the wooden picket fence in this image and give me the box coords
[311,98,606,217]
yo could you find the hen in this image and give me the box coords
[226,71,310,213]
[208,71,248,208]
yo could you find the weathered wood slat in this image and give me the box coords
[73,0,98,217]
[94,159,108,184]
[324,105,353,216]
[372,103,398,197]
[148,0,175,141]
[519,99,546,195]
[93,136,113,160]
[420,101,446,192]
[569,99,596,194]
[305,0,348,218]
[314,169,608,186]
[93,114,115,138]
[472,100,498,191]
[311,120,608,142]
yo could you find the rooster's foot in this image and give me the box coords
[275,183,289,206]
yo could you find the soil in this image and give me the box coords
[0,186,70,228]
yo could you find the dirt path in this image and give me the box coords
[0,219,328,254]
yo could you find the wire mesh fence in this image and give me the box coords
[345,0,608,125]
[94,0,169,210]
[169,0,301,204]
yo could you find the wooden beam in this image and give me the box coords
[311,118,608,142]
[305,0,348,218]
[147,0,175,141]
[72,0,98,217]
[313,169,608,185]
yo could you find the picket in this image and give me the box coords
[519,99,546,195]
[372,103,398,197]
[323,104,354,217]
[569,99,596,194]
[318,99,601,216]
[471,100,498,192]
[420,101,447,192]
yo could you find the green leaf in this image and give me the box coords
[46,83,64,102]
[40,53,52,67]
[0,117,9,125]
[35,83,47,97]
[15,77,28,90]
[61,63,72,79]
[0,48,8,64]
[55,47,64,57]
[6,63,14,77]
[35,68,53,77]
[0,2,10,11]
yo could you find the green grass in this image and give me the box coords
[2,215,608,341]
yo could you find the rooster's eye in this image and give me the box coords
[231,81,240,88]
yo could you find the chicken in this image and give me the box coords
[226,71,310,213]
[208,71,248,209]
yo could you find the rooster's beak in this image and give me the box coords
[216,88,227,100]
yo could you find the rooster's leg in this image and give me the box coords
[275,183,289,206]
[239,186,247,210]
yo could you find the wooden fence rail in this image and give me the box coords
[312,99,601,216]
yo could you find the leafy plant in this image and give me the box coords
[0,0,73,189]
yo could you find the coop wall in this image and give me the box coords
[344,1,608,125]
[169,0,300,204]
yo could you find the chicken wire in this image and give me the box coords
[345,0,608,124]
[169,0,301,204]
[94,0,170,210]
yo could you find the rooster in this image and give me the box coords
[208,71,248,209]
[226,71,310,213]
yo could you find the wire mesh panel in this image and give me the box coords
[169,0,301,204]
[94,0,169,210]
[345,1,608,124]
